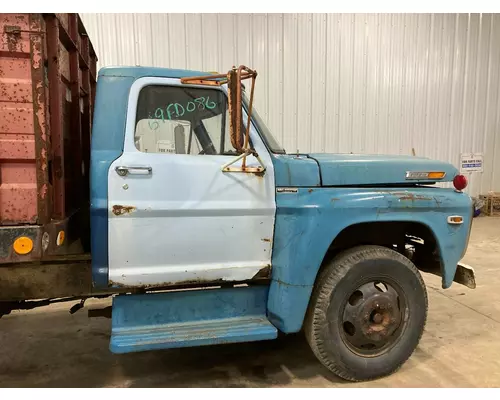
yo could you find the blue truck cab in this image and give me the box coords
[89,65,475,382]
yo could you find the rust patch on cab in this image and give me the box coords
[393,192,432,201]
[252,265,272,280]
[112,205,137,216]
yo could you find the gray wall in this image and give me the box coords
[81,13,500,196]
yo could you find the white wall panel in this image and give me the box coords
[81,13,500,197]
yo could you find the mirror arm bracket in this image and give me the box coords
[221,150,266,174]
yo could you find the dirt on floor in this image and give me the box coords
[0,216,499,388]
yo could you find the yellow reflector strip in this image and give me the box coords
[428,171,446,179]
[13,236,34,255]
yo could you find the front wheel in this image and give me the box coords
[304,245,428,382]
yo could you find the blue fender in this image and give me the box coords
[267,187,473,333]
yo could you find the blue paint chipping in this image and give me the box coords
[267,186,473,333]
[110,286,277,354]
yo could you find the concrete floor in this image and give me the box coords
[1,217,499,387]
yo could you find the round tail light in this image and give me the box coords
[453,174,468,191]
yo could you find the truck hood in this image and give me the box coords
[306,153,459,186]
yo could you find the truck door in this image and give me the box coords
[107,77,276,287]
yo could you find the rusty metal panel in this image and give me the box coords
[46,15,65,220]
[0,13,96,265]
[80,13,500,197]
[0,14,38,225]
[0,259,92,301]
[29,14,51,226]
[1,13,97,227]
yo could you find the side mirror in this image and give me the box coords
[180,66,265,174]
[227,66,257,154]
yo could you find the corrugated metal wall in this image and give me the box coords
[80,13,500,196]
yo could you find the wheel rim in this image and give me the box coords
[339,279,407,357]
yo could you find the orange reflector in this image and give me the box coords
[56,231,65,246]
[13,236,34,255]
[427,172,446,179]
[447,216,463,224]
[406,171,446,180]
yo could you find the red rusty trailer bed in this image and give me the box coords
[0,13,97,265]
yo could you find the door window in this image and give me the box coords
[134,85,237,156]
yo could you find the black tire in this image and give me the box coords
[304,245,428,382]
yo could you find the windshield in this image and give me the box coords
[243,93,285,154]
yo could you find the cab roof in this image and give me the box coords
[98,66,214,79]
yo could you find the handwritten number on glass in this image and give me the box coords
[149,96,218,130]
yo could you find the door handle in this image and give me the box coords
[115,166,152,176]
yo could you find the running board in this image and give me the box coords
[110,286,277,354]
